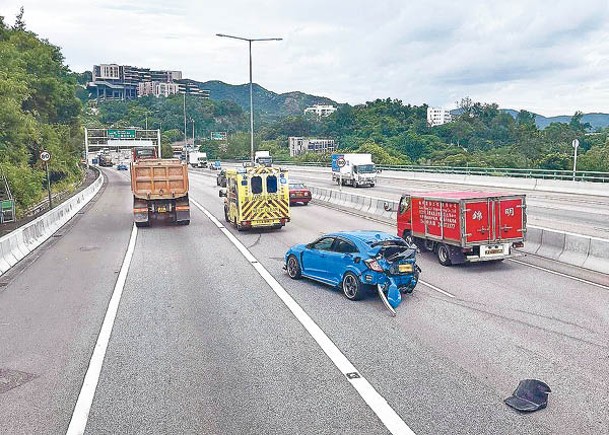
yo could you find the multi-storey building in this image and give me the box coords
[88,64,208,101]
[304,104,337,117]
[137,81,180,98]
[289,137,336,157]
[427,107,453,127]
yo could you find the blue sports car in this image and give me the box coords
[284,231,420,315]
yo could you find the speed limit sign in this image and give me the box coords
[40,151,51,162]
[337,157,346,167]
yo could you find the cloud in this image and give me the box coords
[2,0,609,116]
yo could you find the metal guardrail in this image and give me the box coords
[22,170,89,218]
[272,161,609,182]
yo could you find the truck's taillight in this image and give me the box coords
[364,259,383,272]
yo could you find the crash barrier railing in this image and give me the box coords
[273,163,609,197]
[0,169,103,277]
[308,185,609,276]
[272,161,609,183]
[22,170,89,218]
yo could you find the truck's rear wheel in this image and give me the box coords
[224,207,229,222]
[135,221,149,228]
[178,220,190,225]
[437,244,452,266]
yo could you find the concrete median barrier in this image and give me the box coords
[535,229,565,260]
[583,238,609,275]
[558,233,591,268]
[0,170,103,277]
[522,227,542,255]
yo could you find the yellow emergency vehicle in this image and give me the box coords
[219,165,290,230]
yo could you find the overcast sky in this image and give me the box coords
[3,0,609,116]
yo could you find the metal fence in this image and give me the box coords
[272,161,609,182]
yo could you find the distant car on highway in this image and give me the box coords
[289,182,311,206]
[210,160,222,170]
[284,231,420,312]
[216,169,227,187]
[116,163,128,171]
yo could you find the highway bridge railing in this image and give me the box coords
[271,161,609,183]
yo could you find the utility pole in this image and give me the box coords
[572,139,580,181]
[183,92,187,146]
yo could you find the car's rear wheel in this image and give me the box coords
[342,272,365,301]
[287,255,302,279]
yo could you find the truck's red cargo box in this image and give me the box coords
[397,191,526,264]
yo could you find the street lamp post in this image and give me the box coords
[572,139,580,181]
[216,33,282,162]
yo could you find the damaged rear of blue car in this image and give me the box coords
[284,230,420,316]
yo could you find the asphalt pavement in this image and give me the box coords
[0,167,607,435]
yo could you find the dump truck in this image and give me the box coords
[331,153,377,187]
[131,148,190,227]
[219,164,290,230]
[396,191,526,265]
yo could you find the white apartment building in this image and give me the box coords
[289,137,336,157]
[304,104,337,117]
[427,107,453,127]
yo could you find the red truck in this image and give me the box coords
[396,191,526,265]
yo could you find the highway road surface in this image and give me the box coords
[1,167,608,434]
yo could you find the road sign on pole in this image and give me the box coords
[40,151,52,209]
[337,157,346,168]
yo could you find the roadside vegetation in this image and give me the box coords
[0,10,83,215]
[91,94,609,172]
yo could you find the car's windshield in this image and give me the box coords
[356,164,375,173]
[290,183,305,189]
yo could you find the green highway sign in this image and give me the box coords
[211,131,227,140]
[107,129,136,139]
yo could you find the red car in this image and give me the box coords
[289,182,311,206]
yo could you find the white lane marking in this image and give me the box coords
[66,224,138,435]
[509,259,609,291]
[419,280,456,298]
[190,199,416,435]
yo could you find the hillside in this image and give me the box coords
[196,80,339,117]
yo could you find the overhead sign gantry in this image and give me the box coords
[84,128,162,167]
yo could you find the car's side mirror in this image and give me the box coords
[219,189,227,198]
[383,202,396,212]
